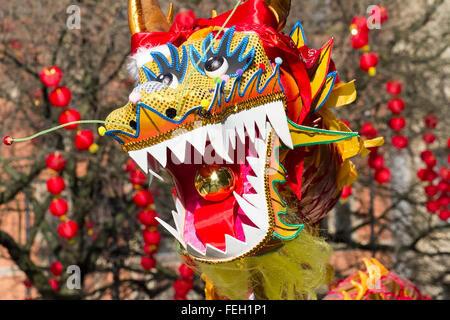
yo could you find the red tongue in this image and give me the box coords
[193,196,237,251]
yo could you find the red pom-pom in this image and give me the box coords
[387,98,405,114]
[375,168,391,184]
[424,114,438,129]
[48,279,59,292]
[392,135,409,150]
[50,261,63,277]
[389,117,406,131]
[3,136,13,146]
[423,133,436,145]
[368,154,384,170]
[49,198,68,217]
[439,209,450,222]
[172,10,196,28]
[130,170,147,186]
[59,109,81,130]
[137,210,158,227]
[46,153,66,171]
[133,189,154,208]
[179,264,195,279]
[140,256,156,270]
[75,130,94,151]
[142,229,161,245]
[48,86,72,108]
[39,66,62,87]
[361,123,378,139]
[46,177,66,195]
[173,278,193,296]
[386,80,402,96]
[57,220,79,239]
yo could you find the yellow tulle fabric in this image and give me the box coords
[197,229,332,300]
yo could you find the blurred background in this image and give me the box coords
[0,0,449,299]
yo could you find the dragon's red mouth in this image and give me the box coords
[128,100,292,261]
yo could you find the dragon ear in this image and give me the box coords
[128,0,170,35]
[290,21,307,48]
[309,39,334,101]
[265,0,291,30]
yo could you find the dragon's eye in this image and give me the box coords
[204,56,229,78]
[129,120,137,130]
[156,73,178,89]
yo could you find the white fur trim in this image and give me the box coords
[127,45,171,81]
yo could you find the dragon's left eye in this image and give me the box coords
[204,56,229,78]
[156,73,178,89]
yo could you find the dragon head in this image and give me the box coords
[104,0,372,263]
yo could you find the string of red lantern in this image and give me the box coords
[386,81,409,150]
[39,66,98,153]
[418,116,449,222]
[350,5,388,76]
[49,260,63,292]
[45,153,79,242]
[173,263,195,300]
[125,159,161,271]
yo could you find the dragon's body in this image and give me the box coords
[104,0,381,299]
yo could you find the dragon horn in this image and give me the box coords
[265,0,291,30]
[128,0,170,35]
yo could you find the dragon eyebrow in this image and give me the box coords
[142,43,188,82]
[189,26,256,77]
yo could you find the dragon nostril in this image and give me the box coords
[165,108,177,119]
[129,120,137,130]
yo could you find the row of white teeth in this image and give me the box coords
[129,100,292,260]
[128,100,293,180]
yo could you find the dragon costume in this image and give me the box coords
[103,0,383,300]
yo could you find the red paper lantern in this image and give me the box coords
[45,153,66,171]
[49,198,68,217]
[371,5,388,24]
[368,154,384,170]
[439,168,450,181]
[387,98,405,114]
[426,201,440,214]
[48,86,72,108]
[437,181,449,192]
[361,123,378,139]
[48,279,59,292]
[74,130,94,151]
[133,189,154,208]
[130,170,147,186]
[142,229,161,245]
[173,278,193,296]
[50,261,63,277]
[423,156,437,168]
[389,117,406,131]
[386,80,403,96]
[421,150,434,162]
[350,16,369,35]
[59,109,81,130]
[137,210,158,227]
[351,32,369,50]
[39,66,62,87]
[424,114,438,129]
[57,220,79,239]
[392,135,409,150]
[46,177,66,195]
[439,209,450,222]
[140,256,156,270]
[179,264,195,279]
[424,185,439,198]
[423,133,436,145]
[438,195,449,207]
[418,169,438,182]
[360,53,379,76]
[375,168,391,184]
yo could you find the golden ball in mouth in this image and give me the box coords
[194,165,235,202]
